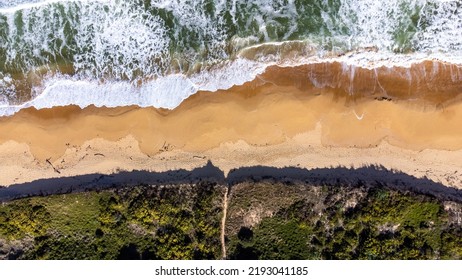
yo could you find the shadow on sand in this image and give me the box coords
[1,161,461,202]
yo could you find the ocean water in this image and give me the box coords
[0,0,461,115]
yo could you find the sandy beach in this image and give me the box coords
[1,65,461,188]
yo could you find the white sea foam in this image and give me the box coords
[73,1,170,80]
[1,0,170,80]
[0,77,196,116]
[0,0,109,14]
[0,58,268,116]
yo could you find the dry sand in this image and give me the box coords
[0,78,461,189]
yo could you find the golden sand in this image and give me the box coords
[0,63,461,187]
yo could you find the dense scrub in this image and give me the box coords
[227,182,462,260]
[0,182,225,260]
[1,180,462,260]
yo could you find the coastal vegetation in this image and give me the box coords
[0,182,225,259]
[1,180,461,260]
[227,182,462,260]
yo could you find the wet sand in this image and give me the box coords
[0,62,462,188]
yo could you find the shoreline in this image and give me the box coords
[2,58,462,117]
